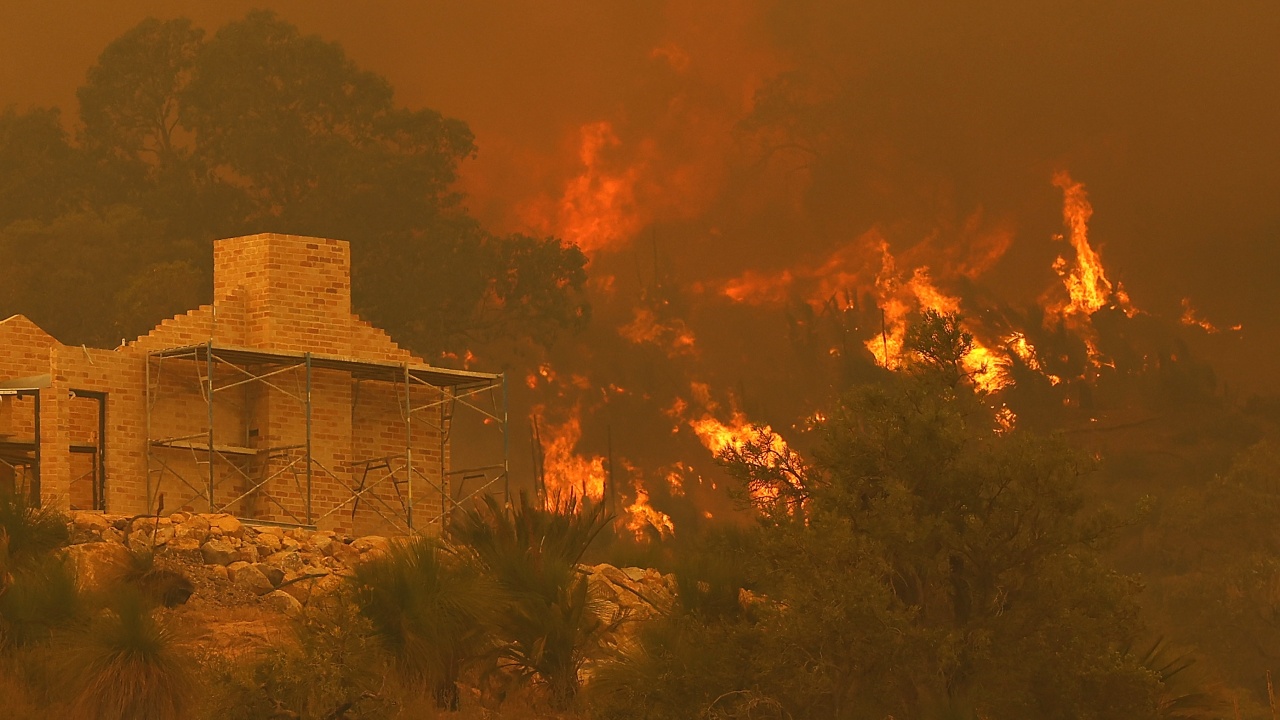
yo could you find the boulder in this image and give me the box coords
[256,533,283,553]
[168,536,202,553]
[351,535,391,556]
[230,563,275,596]
[253,562,285,588]
[209,514,244,538]
[263,550,304,572]
[308,534,334,555]
[328,541,360,567]
[263,589,303,615]
[63,542,132,593]
[200,538,239,566]
[174,516,211,543]
[127,526,173,550]
[71,511,111,534]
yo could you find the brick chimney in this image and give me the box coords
[213,233,353,356]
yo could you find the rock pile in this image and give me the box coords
[67,511,393,613]
[64,511,680,627]
[583,563,678,624]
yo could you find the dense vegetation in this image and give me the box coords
[1,311,1275,718]
[0,11,588,357]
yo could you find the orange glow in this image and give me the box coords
[684,397,806,508]
[536,405,607,501]
[1006,332,1062,384]
[861,247,1011,392]
[1049,172,1136,319]
[551,122,644,255]
[995,405,1017,434]
[618,307,697,356]
[624,483,675,541]
[1181,297,1241,334]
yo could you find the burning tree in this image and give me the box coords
[594,312,1178,719]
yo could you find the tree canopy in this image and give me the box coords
[593,312,1179,719]
[0,11,587,357]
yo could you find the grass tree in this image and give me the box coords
[350,537,499,711]
[62,587,194,720]
[451,491,614,710]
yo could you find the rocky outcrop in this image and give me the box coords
[66,511,386,606]
[65,511,682,637]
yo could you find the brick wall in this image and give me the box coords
[0,234,471,536]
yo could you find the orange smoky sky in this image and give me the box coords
[2,1,1279,389]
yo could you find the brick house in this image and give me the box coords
[0,233,506,536]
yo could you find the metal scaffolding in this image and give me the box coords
[145,342,508,533]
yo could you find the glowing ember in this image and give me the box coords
[618,307,697,356]
[1181,298,1241,334]
[995,405,1017,434]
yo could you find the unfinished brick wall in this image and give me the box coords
[0,233,479,536]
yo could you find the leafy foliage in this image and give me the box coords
[208,597,395,720]
[0,487,70,563]
[594,312,1165,719]
[1,11,589,357]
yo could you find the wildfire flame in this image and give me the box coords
[863,248,1011,393]
[536,121,645,255]
[1181,298,1241,334]
[624,483,675,540]
[533,401,674,542]
[1049,171,1136,319]
[618,307,697,356]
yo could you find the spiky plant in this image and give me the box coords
[1131,638,1226,719]
[451,491,614,709]
[350,537,499,711]
[0,490,69,564]
[61,586,193,720]
[118,548,194,608]
[0,548,82,649]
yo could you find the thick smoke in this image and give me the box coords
[3,1,1278,527]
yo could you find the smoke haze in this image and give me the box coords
[2,0,1278,390]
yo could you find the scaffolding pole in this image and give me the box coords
[144,343,506,535]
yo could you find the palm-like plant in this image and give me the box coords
[119,548,194,608]
[451,491,614,709]
[62,586,194,720]
[0,541,82,649]
[0,490,68,563]
[350,537,499,710]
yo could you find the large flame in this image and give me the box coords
[863,247,1011,393]
[525,121,645,256]
[535,405,607,501]
[533,401,674,541]
[1049,171,1135,319]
